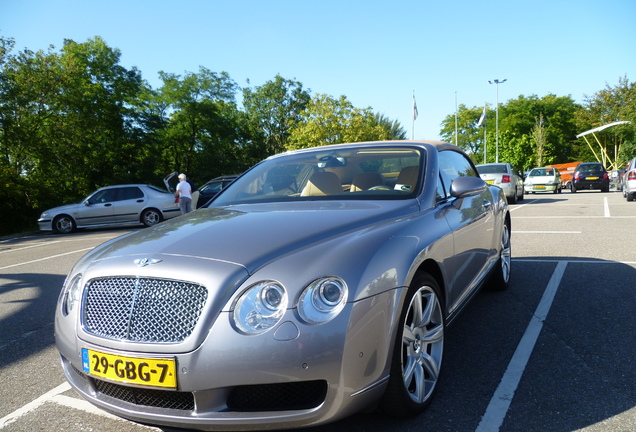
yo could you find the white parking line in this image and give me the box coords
[604,197,610,217]
[0,382,71,428]
[0,248,94,271]
[475,261,567,432]
[513,231,581,234]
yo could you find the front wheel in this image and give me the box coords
[141,209,163,227]
[379,273,445,417]
[53,215,76,234]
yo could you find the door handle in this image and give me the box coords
[482,201,492,210]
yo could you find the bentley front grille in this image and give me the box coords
[83,277,208,343]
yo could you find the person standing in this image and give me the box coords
[187,177,199,208]
[175,173,193,214]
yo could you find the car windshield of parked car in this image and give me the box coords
[529,168,555,176]
[477,164,508,174]
[212,146,424,206]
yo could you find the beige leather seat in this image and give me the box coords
[301,172,343,196]
[350,172,384,192]
[395,166,419,191]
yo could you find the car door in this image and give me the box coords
[77,188,117,227]
[438,150,494,312]
[113,186,146,223]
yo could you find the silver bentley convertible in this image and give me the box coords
[55,140,511,431]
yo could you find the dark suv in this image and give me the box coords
[571,162,610,192]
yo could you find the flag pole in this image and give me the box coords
[483,103,487,163]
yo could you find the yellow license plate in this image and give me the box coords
[82,348,177,388]
[485,180,495,184]
[536,185,546,189]
[587,176,599,180]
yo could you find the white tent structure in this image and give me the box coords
[576,121,631,170]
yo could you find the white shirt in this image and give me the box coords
[176,180,192,199]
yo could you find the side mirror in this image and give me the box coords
[450,176,487,198]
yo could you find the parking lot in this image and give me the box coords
[1,190,635,432]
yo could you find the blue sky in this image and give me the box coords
[1,0,634,140]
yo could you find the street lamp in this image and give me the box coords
[488,78,507,163]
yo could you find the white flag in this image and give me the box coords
[413,95,419,121]
[477,106,487,127]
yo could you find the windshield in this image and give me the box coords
[529,168,556,176]
[212,145,424,206]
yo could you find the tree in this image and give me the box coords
[288,94,398,150]
[440,105,487,158]
[578,76,636,167]
[242,75,310,156]
[0,36,148,234]
[154,67,247,182]
[532,113,547,167]
[370,113,407,140]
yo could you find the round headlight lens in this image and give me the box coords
[233,282,287,335]
[299,277,348,324]
[63,274,83,315]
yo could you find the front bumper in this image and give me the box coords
[524,184,558,192]
[56,289,401,431]
[38,219,52,231]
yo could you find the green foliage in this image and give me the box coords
[243,74,310,156]
[440,104,487,157]
[287,94,396,150]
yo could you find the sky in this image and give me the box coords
[1,0,635,141]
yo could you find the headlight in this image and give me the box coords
[298,277,348,324]
[62,274,83,316]
[40,212,49,218]
[232,281,288,335]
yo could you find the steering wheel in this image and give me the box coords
[368,185,392,191]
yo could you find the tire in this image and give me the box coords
[487,221,511,291]
[570,184,577,193]
[508,188,517,204]
[627,193,634,202]
[518,187,524,201]
[53,215,76,234]
[379,273,445,417]
[141,209,163,227]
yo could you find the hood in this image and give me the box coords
[87,200,416,275]
[44,202,82,214]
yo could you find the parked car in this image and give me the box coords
[476,162,524,203]
[616,161,630,191]
[38,184,180,234]
[524,167,562,194]
[55,141,511,431]
[570,162,610,192]
[622,157,636,201]
[196,174,239,208]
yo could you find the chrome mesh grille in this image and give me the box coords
[83,277,208,343]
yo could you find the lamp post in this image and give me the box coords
[488,79,507,163]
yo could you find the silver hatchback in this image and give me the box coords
[38,184,180,234]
